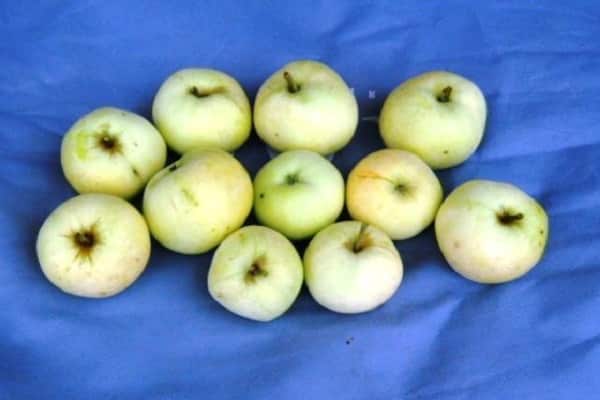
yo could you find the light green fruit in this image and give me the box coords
[143,148,253,255]
[254,60,358,155]
[253,150,344,240]
[347,149,443,240]
[208,225,304,322]
[152,68,251,153]
[379,71,487,169]
[435,180,549,283]
[36,194,151,298]
[61,107,167,198]
[304,221,403,314]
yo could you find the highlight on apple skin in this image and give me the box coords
[379,70,487,169]
[435,179,549,284]
[253,150,345,240]
[143,148,253,255]
[152,68,252,153]
[61,107,167,199]
[36,194,151,298]
[304,221,403,314]
[254,60,359,155]
[208,225,304,322]
[346,149,443,240]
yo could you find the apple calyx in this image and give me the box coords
[71,225,100,261]
[436,86,453,103]
[168,163,178,172]
[285,173,300,185]
[496,209,524,226]
[188,86,224,99]
[283,71,301,94]
[245,258,268,283]
[347,223,372,253]
[96,130,121,155]
[394,183,409,195]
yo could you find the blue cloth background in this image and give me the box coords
[1,1,599,399]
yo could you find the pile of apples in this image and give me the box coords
[36,60,549,322]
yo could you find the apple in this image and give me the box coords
[346,149,443,240]
[253,60,358,155]
[61,107,167,198]
[304,221,403,314]
[253,150,344,240]
[208,225,303,322]
[152,68,252,153]
[36,194,151,298]
[379,71,487,169]
[435,180,549,284]
[143,148,253,254]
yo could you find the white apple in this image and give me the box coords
[61,107,167,198]
[143,148,253,254]
[152,68,252,153]
[304,221,403,313]
[346,149,443,240]
[253,150,344,240]
[36,194,151,298]
[253,60,358,155]
[435,180,549,283]
[208,225,303,322]
[379,71,487,169]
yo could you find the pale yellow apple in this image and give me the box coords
[304,221,403,314]
[379,71,487,169]
[61,107,167,198]
[36,194,151,298]
[152,68,252,153]
[208,225,303,322]
[346,149,443,240]
[143,148,253,254]
[435,180,549,283]
[254,60,358,155]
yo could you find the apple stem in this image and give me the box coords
[188,86,223,98]
[353,223,369,253]
[283,71,301,93]
[437,86,452,103]
[497,211,524,225]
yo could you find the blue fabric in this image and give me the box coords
[1,1,599,399]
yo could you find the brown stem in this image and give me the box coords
[283,71,301,93]
[437,86,452,103]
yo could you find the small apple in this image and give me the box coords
[435,180,549,283]
[208,225,303,322]
[253,60,358,155]
[304,221,403,314]
[152,68,252,153]
[36,194,151,298]
[253,150,344,240]
[61,107,167,198]
[143,148,253,254]
[379,71,487,169]
[346,149,443,240]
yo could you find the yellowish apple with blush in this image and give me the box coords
[346,149,443,240]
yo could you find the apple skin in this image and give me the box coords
[152,68,252,153]
[36,194,151,298]
[61,107,167,198]
[435,180,549,284]
[143,148,253,255]
[379,71,487,169]
[208,225,303,322]
[253,150,345,240]
[346,149,443,240]
[304,221,403,314]
[253,60,358,155]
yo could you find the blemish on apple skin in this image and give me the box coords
[453,241,461,249]
[443,150,449,154]
[180,188,199,206]
[259,193,265,199]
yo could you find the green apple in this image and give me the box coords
[143,148,253,254]
[152,68,252,153]
[61,107,167,198]
[435,180,549,283]
[379,71,487,169]
[253,150,344,240]
[208,225,303,322]
[304,221,403,314]
[254,60,358,155]
[347,149,443,240]
[36,194,151,298]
